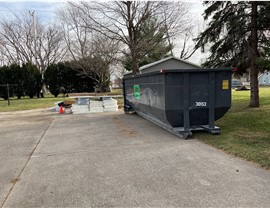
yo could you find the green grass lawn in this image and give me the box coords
[0,94,73,112]
[0,89,124,112]
[195,87,270,170]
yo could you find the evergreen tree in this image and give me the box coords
[22,63,42,98]
[123,17,173,71]
[257,39,270,70]
[0,66,10,100]
[195,1,270,107]
[9,64,27,99]
[61,62,96,93]
[44,63,63,97]
[45,62,96,97]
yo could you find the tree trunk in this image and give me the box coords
[249,67,259,107]
[131,52,139,75]
[249,2,260,107]
[125,1,140,75]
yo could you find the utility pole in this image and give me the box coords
[29,10,37,66]
[7,84,10,106]
[29,10,45,97]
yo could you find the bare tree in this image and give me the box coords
[65,1,191,74]
[69,35,120,92]
[58,4,122,91]
[180,32,196,60]
[57,4,93,60]
[0,11,66,77]
[177,13,208,61]
[0,14,35,64]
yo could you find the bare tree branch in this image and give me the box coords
[63,1,191,74]
[0,11,66,77]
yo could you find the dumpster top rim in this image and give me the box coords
[123,68,233,79]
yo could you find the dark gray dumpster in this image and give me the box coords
[123,68,232,139]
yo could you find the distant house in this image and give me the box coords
[125,56,201,75]
[139,56,201,74]
[258,71,270,86]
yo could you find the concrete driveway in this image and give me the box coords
[0,109,269,207]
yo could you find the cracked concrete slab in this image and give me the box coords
[0,110,54,207]
[0,110,270,207]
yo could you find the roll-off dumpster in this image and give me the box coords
[123,68,232,139]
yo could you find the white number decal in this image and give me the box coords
[196,102,207,107]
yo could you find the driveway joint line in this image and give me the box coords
[0,117,54,208]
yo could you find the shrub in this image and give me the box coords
[22,63,42,98]
[45,62,95,97]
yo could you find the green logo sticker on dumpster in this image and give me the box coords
[134,85,141,100]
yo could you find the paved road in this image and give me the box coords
[0,109,270,207]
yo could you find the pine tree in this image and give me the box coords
[195,1,270,107]
[123,17,173,71]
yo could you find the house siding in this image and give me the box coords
[258,71,270,86]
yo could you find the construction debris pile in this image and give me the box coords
[71,97,118,114]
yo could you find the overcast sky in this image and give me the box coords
[0,0,205,20]
[0,1,64,21]
[0,0,207,65]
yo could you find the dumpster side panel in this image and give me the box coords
[215,71,232,120]
[189,72,210,126]
[165,71,210,127]
[164,70,232,127]
[164,73,184,127]
[123,73,169,125]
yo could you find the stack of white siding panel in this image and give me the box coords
[103,98,118,112]
[71,96,119,114]
[72,97,90,114]
[77,98,90,105]
[71,104,89,114]
[89,101,103,113]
